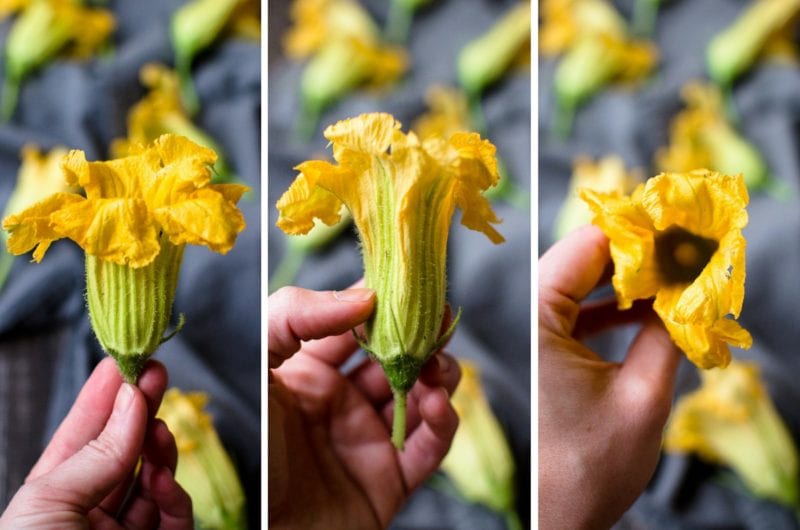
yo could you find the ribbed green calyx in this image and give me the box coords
[86,239,185,383]
[358,163,459,450]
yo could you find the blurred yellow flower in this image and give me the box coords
[665,360,799,506]
[581,170,752,369]
[284,0,408,135]
[411,85,470,141]
[541,0,656,137]
[656,81,772,191]
[442,360,520,528]
[553,155,641,241]
[0,144,75,289]
[157,389,246,530]
[1,0,114,120]
[707,0,800,86]
[3,134,249,381]
[111,63,236,183]
[276,113,503,448]
[539,0,627,56]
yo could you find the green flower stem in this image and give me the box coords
[468,93,487,136]
[552,101,575,140]
[295,102,321,142]
[176,55,199,117]
[86,241,184,384]
[1,76,20,123]
[392,388,408,450]
[504,510,523,530]
[632,0,659,38]
[0,244,13,292]
[385,0,413,43]
[268,245,306,293]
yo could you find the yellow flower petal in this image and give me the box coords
[51,198,161,267]
[154,188,246,254]
[3,192,83,261]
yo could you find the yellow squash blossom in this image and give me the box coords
[276,113,504,449]
[1,0,114,121]
[541,0,656,137]
[111,63,236,183]
[580,170,752,369]
[665,360,799,506]
[553,32,656,137]
[553,155,641,241]
[170,0,260,114]
[441,360,521,530]
[0,145,75,289]
[3,134,249,382]
[283,0,408,138]
[157,389,247,530]
[539,0,627,57]
[656,81,774,192]
[707,0,800,87]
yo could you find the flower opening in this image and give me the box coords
[580,169,752,369]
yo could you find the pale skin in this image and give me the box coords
[269,286,461,529]
[539,225,683,530]
[0,358,193,529]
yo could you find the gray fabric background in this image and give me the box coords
[268,0,532,528]
[540,1,800,529]
[0,1,261,527]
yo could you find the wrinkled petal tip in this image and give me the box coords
[60,150,88,187]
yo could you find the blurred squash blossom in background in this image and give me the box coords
[441,360,521,530]
[412,85,528,208]
[707,0,800,88]
[282,0,408,139]
[664,360,800,508]
[0,0,115,121]
[552,155,641,241]
[170,0,260,115]
[540,0,657,138]
[656,81,783,195]
[276,113,504,449]
[111,63,238,184]
[2,134,249,382]
[457,1,530,133]
[0,145,74,291]
[157,388,247,530]
[580,170,752,369]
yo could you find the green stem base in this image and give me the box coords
[392,389,408,450]
[0,246,13,293]
[110,352,150,384]
[1,77,20,123]
[177,57,199,117]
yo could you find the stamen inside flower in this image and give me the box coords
[655,225,719,285]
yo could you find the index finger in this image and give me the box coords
[268,286,375,368]
[27,358,168,481]
[539,225,610,335]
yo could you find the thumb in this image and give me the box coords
[28,382,148,511]
[268,285,375,368]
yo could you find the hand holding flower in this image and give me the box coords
[0,358,193,529]
[268,286,460,529]
[539,225,682,529]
